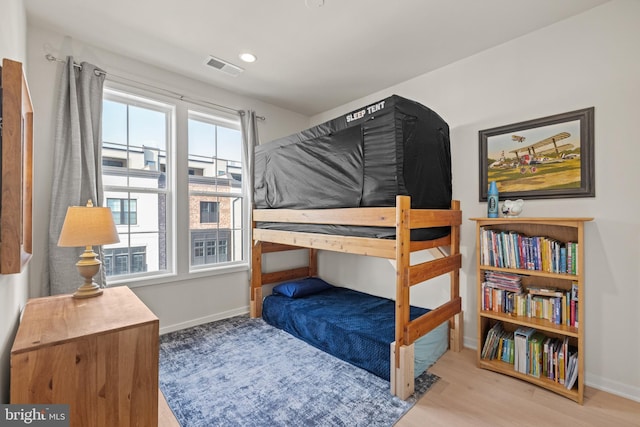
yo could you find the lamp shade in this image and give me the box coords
[58,204,120,247]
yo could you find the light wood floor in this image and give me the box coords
[397,348,640,427]
[159,348,640,426]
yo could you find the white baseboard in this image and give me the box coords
[464,337,478,350]
[159,306,249,335]
[586,374,640,403]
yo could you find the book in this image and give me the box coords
[527,286,564,298]
[558,337,569,384]
[528,332,546,377]
[481,322,504,360]
[514,326,536,374]
[565,352,579,389]
[553,339,562,382]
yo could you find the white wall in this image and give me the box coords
[25,24,310,334]
[312,0,640,401]
[0,0,28,405]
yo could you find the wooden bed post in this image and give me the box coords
[308,248,318,277]
[250,237,263,318]
[449,199,463,352]
[391,195,414,399]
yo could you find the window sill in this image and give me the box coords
[106,262,249,289]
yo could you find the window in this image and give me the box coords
[193,241,204,258]
[103,247,147,276]
[200,201,219,223]
[101,88,172,279]
[103,157,127,168]
[101,86,247,282]
[190,230,230,265]
[188,110,244,269]
[107,198,138,225]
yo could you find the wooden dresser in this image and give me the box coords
[10,286,159,426]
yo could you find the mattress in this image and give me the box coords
[262,286,448,381]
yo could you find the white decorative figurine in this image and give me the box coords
[501,199,524,217]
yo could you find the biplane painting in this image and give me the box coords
[487,120,581,192]
[479,108,595,201]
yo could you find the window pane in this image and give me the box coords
[107,198,121,225]
[188,112,243,194]
[200,201,219,223]
[128,199,138,225]
[187,109,243,268]
[103,246,147,276]
[102,190,167,277]
[102,100,127,145]
[105,196,138,225]
[189,194,243,267]
[102,95,168,190]
[129,106,167,152]
[102,89,172,280]
[217,126,242,163]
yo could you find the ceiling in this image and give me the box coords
[25,0,609,116]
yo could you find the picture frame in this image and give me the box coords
[479,107,594,201]
[0,58,33,274]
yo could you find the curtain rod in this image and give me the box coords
[44,54,265,120]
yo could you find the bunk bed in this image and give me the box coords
[250,95,462,399]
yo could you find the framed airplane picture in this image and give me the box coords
[479,107,595,201]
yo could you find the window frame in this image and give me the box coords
[102,85,175,283]
[101,83,249,288]
[187,107,247,273]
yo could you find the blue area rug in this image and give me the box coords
[159,315,439,427]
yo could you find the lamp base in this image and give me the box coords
[73,283,104,299]
[73,246,104,299]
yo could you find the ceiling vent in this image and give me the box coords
[205,55,244,77]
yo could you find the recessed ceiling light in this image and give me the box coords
[239,53,257,63]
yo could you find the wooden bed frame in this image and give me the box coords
[250,195,462,399]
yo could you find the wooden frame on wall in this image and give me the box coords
[1,58,33,273]
[479,107,595,201]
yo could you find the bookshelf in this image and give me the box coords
[470,217,592,404]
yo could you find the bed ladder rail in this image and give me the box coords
[409,253,462,284]
[392,198,462,400]
[406,296,462,343]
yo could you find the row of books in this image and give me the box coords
[480,322,513,361]
[479,227,579,274]
[481,322,579,389]
[481,282,579,327]
[481,284,579,327]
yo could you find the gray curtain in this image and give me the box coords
[48,56,107,296]
[240,111,259,277]
[240,110,259,210]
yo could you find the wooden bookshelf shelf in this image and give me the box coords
[478,358,580,402]
[471,217,592,404]
[479,310,579,337]
[478,265,579,281]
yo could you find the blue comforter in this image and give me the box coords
[262,287,430,381]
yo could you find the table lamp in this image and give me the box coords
[57,199,120,298]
